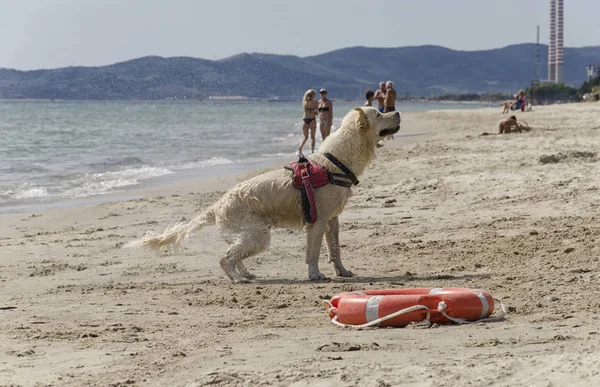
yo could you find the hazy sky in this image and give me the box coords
[1,0,598,70]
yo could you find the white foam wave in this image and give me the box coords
[0,166,175,203]
[63,166,174,198]
[258,152,296,158]
[173,156,234,170]
[1,185,50,200]
[273,133,297,142]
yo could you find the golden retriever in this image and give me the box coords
[127,107,401,282]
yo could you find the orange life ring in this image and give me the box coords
[323,288,498,327]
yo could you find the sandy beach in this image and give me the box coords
[2,103,600,386]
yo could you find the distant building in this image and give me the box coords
[548,0,564,83]
[587,65,600,81]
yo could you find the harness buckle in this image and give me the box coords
[298,163,310,180]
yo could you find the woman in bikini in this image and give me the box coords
[317,88,333,141]
[299,89,318,154]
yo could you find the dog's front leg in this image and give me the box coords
[325,216,354,277]
[306,221,328,280]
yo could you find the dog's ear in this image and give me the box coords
[353,108,369,131]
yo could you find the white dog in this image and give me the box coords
[127,107,401,282]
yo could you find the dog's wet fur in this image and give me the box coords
[127,107,401,282]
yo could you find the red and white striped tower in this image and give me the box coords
[548,0,556,82]
[555,0,564,83]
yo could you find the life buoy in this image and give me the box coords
[323,288,502,328]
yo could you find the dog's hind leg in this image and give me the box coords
[219,223,270,283]
[305,221,328,280]
[325,216,354,277]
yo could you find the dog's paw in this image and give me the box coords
[308,272,329,281]
[337,269,355,278]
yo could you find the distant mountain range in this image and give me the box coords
[1,44,599,100]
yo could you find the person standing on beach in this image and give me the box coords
[299,89,318,154]
[382,81,397,140]
[364,90,375,106]
[383,81,397,112]
[317,88,333,141]
[373,82,386,112]
[514,90,526,112]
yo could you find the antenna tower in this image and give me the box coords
[536,25,540,81]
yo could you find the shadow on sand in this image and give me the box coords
[251,273,491,286]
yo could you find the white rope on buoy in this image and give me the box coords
[437,298,507,325]
[322,300,430,328]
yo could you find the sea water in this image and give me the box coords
[0,100,487,211]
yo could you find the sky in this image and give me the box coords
[1,0,599,70]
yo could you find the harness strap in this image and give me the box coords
[284,152,358,223]
[328,172,354,187]
[299,163,318,224]
[322,153,359,186]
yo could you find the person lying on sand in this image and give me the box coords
[480,116,529,136]
[498,115,524,134]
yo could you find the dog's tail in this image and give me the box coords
[125,208,216,250]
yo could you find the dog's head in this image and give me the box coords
[320,107,402,177]
[350,107,401,141]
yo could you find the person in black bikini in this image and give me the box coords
[299,89,318,154]
[317,88,333,141]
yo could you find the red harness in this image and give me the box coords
[285,154,358,224]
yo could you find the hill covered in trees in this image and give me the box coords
[1,44,599,100]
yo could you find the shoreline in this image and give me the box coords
[0,109,434,216]
[0,155,292,216]
[3,99,486,215]
[0,102,563,217]
[0,98,498,103]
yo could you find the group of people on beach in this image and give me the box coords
[498,90,529,134]
[501,90,527,114]
[364,81,397,113]
[299,81,397,154]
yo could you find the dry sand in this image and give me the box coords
[1,103,600,386]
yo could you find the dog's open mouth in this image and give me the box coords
[379,125,400,137]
